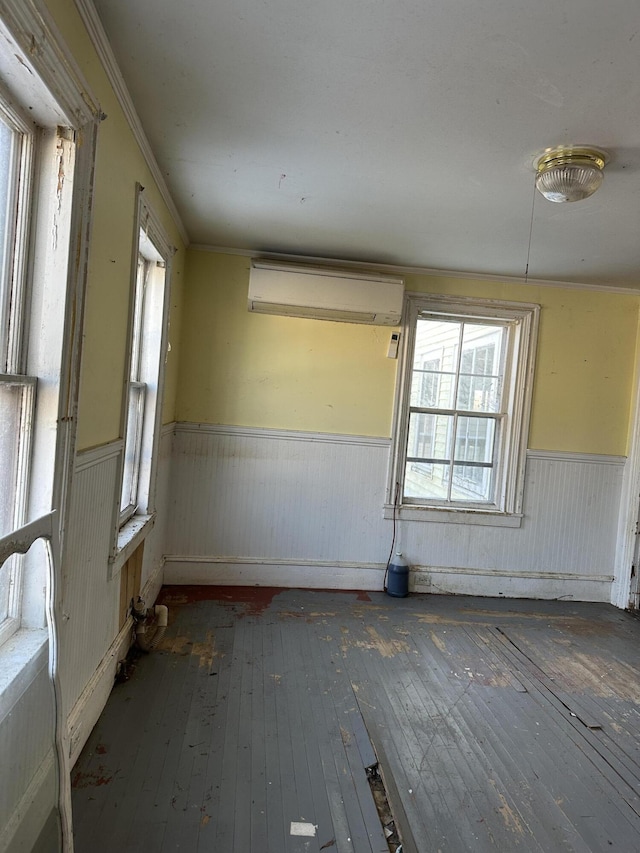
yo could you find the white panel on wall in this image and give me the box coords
[166,425,623,602]
[169,425,391,563]
[139,425,174,597]
[403,452,623,578]
[0,655,54,848]
[60,444,121,713]
[62,430,173,763]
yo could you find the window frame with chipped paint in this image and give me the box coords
[0,91,37,645]
[386,293,539,527]
[112,186,174,574]
[0,1,100,648]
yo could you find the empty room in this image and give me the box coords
[1,1,640,851]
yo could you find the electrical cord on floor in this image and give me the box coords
[383,482,400,593]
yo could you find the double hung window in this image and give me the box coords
[0,100,34,642]
[389,294,538,521]
[120,254,150,523]
[0,44,98,638]
[118,188,172,540]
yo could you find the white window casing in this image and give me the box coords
[387,293,539,527]
[113,185,174,569]
[0,0,100,646]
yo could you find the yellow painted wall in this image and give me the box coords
[178,252,398,436]
[179,250,640,457]
[44,0,185,451]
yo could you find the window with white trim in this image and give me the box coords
[0,99,35,642]
[389,294,538,520]
[0,56,97,643]
[118,188,172,535]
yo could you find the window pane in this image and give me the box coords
[0,381,29,537]
[129,256,146,382]
[404,461,450,500]
[451,416,496,502]
[0,117,15,261]
[414,319,460,370]
[0,555,14,629]
[410,357,439,407]
[456,324,504,412]
[406,412,452,498]
[410,365,455,410]
[413,318,459,408]
[407,412,452,461]
[451,463,494,502]
[120,382,145,514]
[0,550,33,644]
[456,374,502,412]
[454,416,495,464]
[0,118,18,367]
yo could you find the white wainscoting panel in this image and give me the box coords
[168,425,391,563]
[140,425,173,596]
[404,451,623,600]
[64,429,173,762]
[60,443,121,714]
[0,650,54,851]
[165,425,624,602]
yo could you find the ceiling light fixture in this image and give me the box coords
[535,146,607,203]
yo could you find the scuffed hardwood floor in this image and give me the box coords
[72,588,640,852]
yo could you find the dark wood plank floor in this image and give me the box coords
[72,588,640,852]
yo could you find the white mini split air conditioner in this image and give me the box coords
[248,260,404,325]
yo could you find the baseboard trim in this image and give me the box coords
[415,565,614,583]
[163,556,612,600]
[67,561,164,767]
[164,557,386,591]
[67,617,133,767]
[414,567,612,601]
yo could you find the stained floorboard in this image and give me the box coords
[72,589,640,852]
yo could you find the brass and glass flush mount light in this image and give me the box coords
[535,146,608,203]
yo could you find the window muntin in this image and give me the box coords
[391,295,538,517]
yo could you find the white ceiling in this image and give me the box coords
[92,0,640,287]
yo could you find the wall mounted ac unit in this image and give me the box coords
[248,260,404,325]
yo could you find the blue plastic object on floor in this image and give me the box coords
[386,553,409,597]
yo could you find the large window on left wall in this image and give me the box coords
[0,98,36,644]
[0,4,98,646]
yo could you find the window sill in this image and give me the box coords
[0,628,48,723]
[109,512,156,579]
[383,504,523,528]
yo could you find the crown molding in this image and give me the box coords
[73,0,189,246]
[189,243,640,296]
